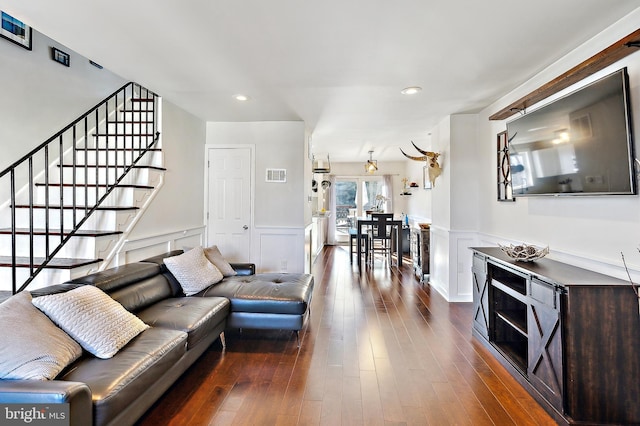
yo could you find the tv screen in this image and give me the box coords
[507,68,636,196]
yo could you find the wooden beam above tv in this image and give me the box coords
[489,28,640,121]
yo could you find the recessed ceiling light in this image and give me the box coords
[401,86,422,95]
[234,94,250,101]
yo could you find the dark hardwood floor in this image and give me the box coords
[137,245,556,425]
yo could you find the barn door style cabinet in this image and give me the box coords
[471,247,640,425]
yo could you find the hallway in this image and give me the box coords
[138,245,554,425]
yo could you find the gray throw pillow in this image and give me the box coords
[32,286,149,359]
[204,245,237,277]
[163,246,224,296]
[0,291,82,380]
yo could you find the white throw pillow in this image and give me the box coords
[0,291,82,380]
[32,286,149,359]
[204,245,237,277]
[163,246,224,296]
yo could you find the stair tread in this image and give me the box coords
[57,164,167,171]
[34,183,154,189]
[0,256,102,269]
[13,204,139,211]
[93,133,156,136]
[0,228,122,237]
[74,147,161,152]
[130,99,155,102]
[107,120,154,123]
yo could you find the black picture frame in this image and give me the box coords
[0,11,32,50]
[51,47,70,67]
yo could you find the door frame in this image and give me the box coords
[334,175,384,215]
[203,144,255,256]
[332,175,384,243]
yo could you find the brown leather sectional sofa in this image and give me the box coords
[0,250,314,426]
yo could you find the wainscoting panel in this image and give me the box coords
[113,227,205,267]
[427,225,477,303]
[304,223,313,274]
[254,227,305,273]
[452,231,477,302]
[429,226,450,300]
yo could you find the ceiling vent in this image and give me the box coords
[266,168,287,183]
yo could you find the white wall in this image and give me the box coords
[0,29,126,171]
[0,27,210,263]
[127,100,207,240]
[428,114,479,302]
[477,9,640,281]
[206,121,305,227]
[206,121,306,273]
[404,159,433,225]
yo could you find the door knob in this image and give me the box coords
[243,225,249,230]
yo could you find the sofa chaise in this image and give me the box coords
[0,249,314,426]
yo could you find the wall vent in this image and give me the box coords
[266,168,287,183]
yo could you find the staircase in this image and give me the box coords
[0,82,163,294]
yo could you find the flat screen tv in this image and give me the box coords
[507,68,636,196]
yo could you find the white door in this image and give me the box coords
[206,147,252,262]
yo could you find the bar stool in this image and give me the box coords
[349,228,368,264]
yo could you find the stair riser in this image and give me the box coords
[0,234,118,258]
[32,186,153,208]
[50,167,162,186]
[0,263,100,292]
[74,150,163,167]
[86,136,156,150]
[107,122,156,134]
[120,111,155,122]
[3,209,136,232]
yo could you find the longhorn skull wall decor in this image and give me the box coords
[400,141,442,187]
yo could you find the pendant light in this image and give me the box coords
[364,150,378,174]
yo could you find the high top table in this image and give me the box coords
[355,218,403,268]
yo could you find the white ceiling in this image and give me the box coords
[5,1,640,162]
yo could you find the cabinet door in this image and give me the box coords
[472,254,489,339]
[527,278,563,412]
[420,229,430,274]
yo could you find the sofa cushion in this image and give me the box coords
[59,327,187,426]
[137,297,230,349]
[204,245,237,277]
[107,275,174,313]
[138,250,186,296]
[67,262,161,292]
[0,291,82,380]
[163,246,223,296]
[32,286,149,359]
[201,273,314,315]
[139,250,184,266]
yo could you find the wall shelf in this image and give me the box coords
[489,28,640,121]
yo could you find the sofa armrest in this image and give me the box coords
[0,380,92,426]
[230,263,255,276]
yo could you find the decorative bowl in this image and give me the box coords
[499,243,549,262]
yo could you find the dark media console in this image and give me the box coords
[471,247,640,425]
